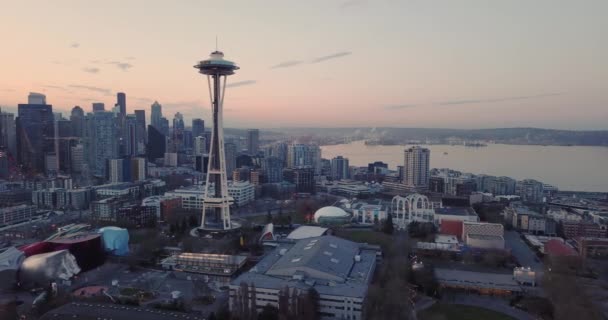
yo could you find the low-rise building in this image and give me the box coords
[434,207,479,225]
[0,205,37,226]
[508,204,556,235]
[575,237,608,259]
[141,195,182,220]
[351,201,388,225]
[164,181,255,210]
[462,222,504,249]
[161,253,247,284]
[229,236,379,320]
[562,221,606,239]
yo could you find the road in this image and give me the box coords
[504,231,543,271]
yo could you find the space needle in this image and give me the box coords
[194,50,239,231]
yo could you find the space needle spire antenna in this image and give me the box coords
[194,47,240,231]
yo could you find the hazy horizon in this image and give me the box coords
[1,0,607,129]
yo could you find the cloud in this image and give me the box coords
[0,88,15,92]
[310,51,352,63]
[70,42,80,48]
[125,56,136,60]
[437,93,561,106]
[226,80,257,88]
[384,104,418,110]
[68,85,112,96]
[384,93,562,111]
[270,60,304,69]
[83,67,100,74]
[340,0,365,9]
[108,61,133,71]
[132,96,153,103]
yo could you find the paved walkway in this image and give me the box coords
[442,294,538,320]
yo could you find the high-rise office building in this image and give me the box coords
[192,118,205,138]
[28,92,46,104]
[287,143,321,174]
[331,156,350,180]
[160,117,170,136]
[147,125,166,161]
[0,110,16,156]
[516,179,544,203]
[150,101,162,129]
[247,129,259,155]
[16,93,55,174]
[56,119,76,173]
[124,115,138,156]
[224,142,237,179]
[403,146,430,189]
[134,110,147,152]
[87,111,118,177]
[71,143,84,173]
[172,112,185,152]
[283,166,315,193]
[262,156,284,183]
[70,106,85,138]
[194,136,207,155]
[92,102,105,112]
[116,92,126,116]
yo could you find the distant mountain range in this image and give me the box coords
[264,127,608,146]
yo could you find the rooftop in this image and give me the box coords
[232,235,378,298]
[287,226,329,240]
[435,207,478,217]
[435,268,522,292]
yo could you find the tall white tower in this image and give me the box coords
[194,50,239,230]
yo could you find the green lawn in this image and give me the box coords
[244,211,308,225]
[419,303,516,320]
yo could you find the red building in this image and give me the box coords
[544,239,577,256]
[440,220,464,240]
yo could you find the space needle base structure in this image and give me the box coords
[194,50,241,233]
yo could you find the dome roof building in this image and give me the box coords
[313,206,351,225]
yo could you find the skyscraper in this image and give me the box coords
[403,146,430,189]
[116,92,126,116]
[192,118,205,138]
[194,136,207,155]
[172,112,185,152]
[56,119,75,173]
[287,143,321,174]
[150,101,162,129]
[194,49,239,230]
[147,125,166,161]
[124,115,138,156]
[225,142,237,176]
[16,93,54,174]
[92,102,105,112]
[87,111,118,177]
[134,109,147,150]
[247,129,259,155]
[0,110,16,157]
[331,156,350,180]
[70,106,85,138]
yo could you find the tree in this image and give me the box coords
[382,215,394,235]
[278,286,290,320]
[298,288,320,320]
[259,304,279,320]
[266,211,273,224]
[188,214,198,227]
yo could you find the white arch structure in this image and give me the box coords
[391,194,436,230]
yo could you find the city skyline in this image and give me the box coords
[1,0,607,129]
